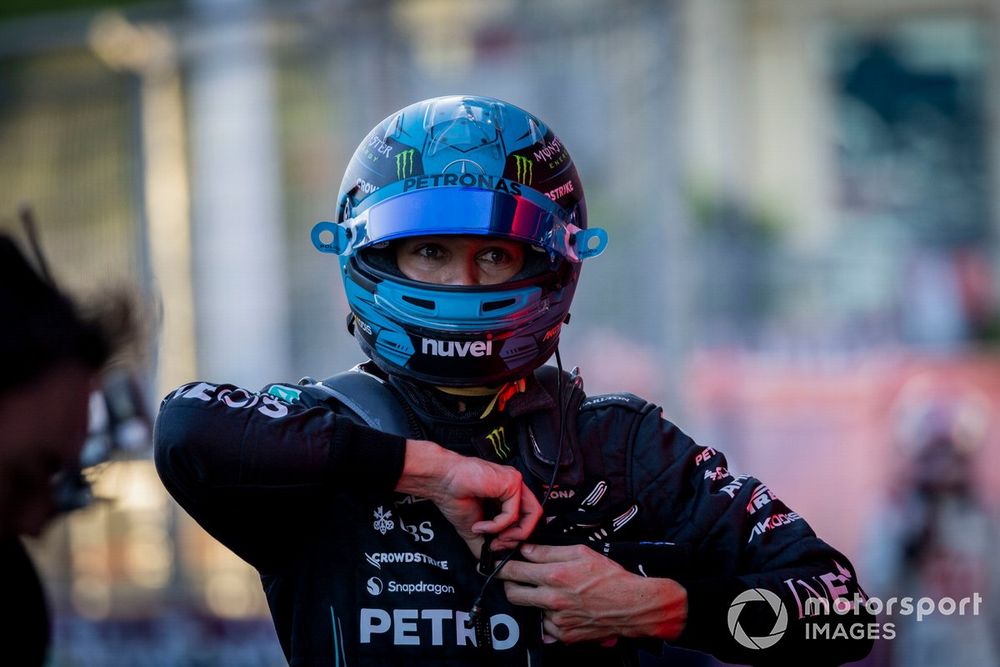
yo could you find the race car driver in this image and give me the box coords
[155,95,875,666]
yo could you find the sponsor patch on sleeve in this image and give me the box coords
[580,393,648,411]
[268,384,303,403]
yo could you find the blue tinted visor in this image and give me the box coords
[363,188,555,248]
[312,187,607,262]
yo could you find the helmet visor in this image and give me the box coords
[361,187,552,247]
[314,186,607,262]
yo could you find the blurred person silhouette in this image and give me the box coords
[863,382,1000,667]
[156,95,874,666]
[0,229,140,666]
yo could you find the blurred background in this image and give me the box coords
[1,0,999,664]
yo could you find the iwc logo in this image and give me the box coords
[727,588,788,650]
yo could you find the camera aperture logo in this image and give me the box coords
[728,588,788,650]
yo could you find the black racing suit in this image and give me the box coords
[154,364,875,666]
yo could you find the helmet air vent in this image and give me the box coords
[402,295,435,310]
[482,298,516,313]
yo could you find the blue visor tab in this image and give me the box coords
[311,221,351,255]
[312,187,607,263]
[571,227,609,261]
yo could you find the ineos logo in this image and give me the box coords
[727,588,788,650]
[366,577,383,596]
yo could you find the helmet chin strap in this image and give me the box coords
[435,378,528,419]
[435,385,499,397]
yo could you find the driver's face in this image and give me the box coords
[395,235,526,286]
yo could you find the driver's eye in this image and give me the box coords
[415,244,446,260]
[479,249,510,265]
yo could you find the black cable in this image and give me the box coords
[467,347,570,628]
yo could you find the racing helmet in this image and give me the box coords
[312,95,607,386]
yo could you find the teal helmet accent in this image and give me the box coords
[312,95,607,386]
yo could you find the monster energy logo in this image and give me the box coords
[396,149,415,178]
[486,426,511,460]
[514,155,533,185]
